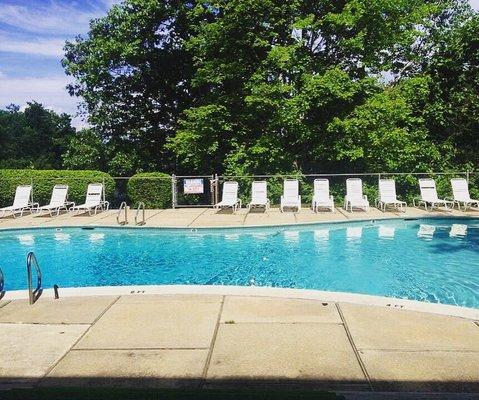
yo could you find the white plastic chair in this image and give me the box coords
[450,178,479,211]
[0,185,36,218]
[247,181,270,210]
[70,183,107,215]
[413,179,453,211]
[311,179,334,212]
[280,179,301,212]
[215,181,241,213]
[36,185,71,217]
[376,179,406,212]
[344,178,369,212]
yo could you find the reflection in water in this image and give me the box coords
[417,224,435,240]
[17,234,34,245]
[378,226,395,239]
[224,233,240,241]
[314,229,329,243]
[54,232,71,243]
[346,226,362,240]
[449,224,467,238]
[283,230,299,243]
[89,233,105,242]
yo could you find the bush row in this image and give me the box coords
[0,169,115,207]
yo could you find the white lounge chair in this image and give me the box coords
[0,185,36,218]
[312,179,334,212]
[414,179,453,211]
[215,181,241,212]
[247,181,270,210]
[450,178,479,211]
[376,179,406,212]
[36,185,71,217]
[280,179,301,212]
[70,183,107,215]
[344,178,369,212]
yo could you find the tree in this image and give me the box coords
[0,102,75,169]
[62,129,104,170]
[63,0,196,173]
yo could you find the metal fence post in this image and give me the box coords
[171,174,177,209]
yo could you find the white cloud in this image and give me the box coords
[0,34,65,57]
[0,74,85,129]
[0,2,105,36]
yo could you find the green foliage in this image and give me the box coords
[0,169,115,207]
[0,103,75,169]
[127,172,171,208]
[62,129,104,170]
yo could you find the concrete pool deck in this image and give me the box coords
[0,204,478,229]
[1,294,479,396]
[1,206,479,396]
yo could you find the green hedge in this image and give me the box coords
[127,172,172,209]
[0,169,115,207]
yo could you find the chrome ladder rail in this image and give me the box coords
[26,252,42,305]
[0,266,4,295]
[135,202,146,226]
[117,201,128,225]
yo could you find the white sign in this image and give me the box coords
[184,178,204,194]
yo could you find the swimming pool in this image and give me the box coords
[1,218,478,308]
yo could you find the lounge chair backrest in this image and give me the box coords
[313,179,330,202]
[419,179,439,202]
[221,181,238,203]
[84,183,103,206]
[283,179,299,200]
[12,185,32,208]
[49,185,69,207]
[346,178,363,200]
[379,179,398,202]
[451,178,470,202]
[251,181,267,204]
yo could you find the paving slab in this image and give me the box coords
[243,209,296,226]
[0,296,117,324]
[340,303,479,351]
[0,300,10,309]
[206,323,367,389]
[221,296,341,323]
[294,210,348,223]
[0,323,87,382]
[360,350,479,392]
[43,349,208,388]
[145,209,206,227]
[75,299,221,349]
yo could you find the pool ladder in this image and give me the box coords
[135,202,146,226]
[0,266,4,299]
[27,251,42,305]
[117,201,128,225]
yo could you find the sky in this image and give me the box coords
[0,0,478,130]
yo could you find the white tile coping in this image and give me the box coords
[3,285,478,320]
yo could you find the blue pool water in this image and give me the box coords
[1,218,478,308]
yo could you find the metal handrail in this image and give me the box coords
[135,202,146,225]
[26,252,42,305]
[0,266,4,293]
[117,201,128,225]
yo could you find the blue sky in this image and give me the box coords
[0,0,478,130]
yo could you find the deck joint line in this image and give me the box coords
[336,303,374,392]
[187,208,211,227]
[36,295,121,386]
[200,295,225,387]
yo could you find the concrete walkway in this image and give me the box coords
[0,294,478,395]
[0,205,478,230]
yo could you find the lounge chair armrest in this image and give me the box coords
[330,195,334,202]
[363,195,368,201]
[298,195,301,203]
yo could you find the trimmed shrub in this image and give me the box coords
[127,172,172,209]
[0,169,115,207]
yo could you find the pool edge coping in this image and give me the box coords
[3,285,478,320]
